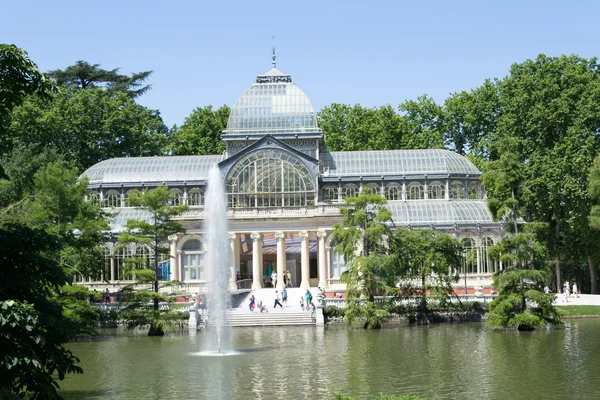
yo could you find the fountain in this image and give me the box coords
[199,166,233,355]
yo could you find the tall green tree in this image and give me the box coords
[118,186,188,336]
[333,187,394,329]
[398,95,445,149]
[318,103,406,151]
[0,44,54,123]
[48,60,152,98]
[169,105,230,155]
[586,153,600,293]
[392,228,462,321]
[0,225,83,399]
[489,54,600,292]
[5,88,169,171]
[443,79,500,158]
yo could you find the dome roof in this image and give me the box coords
[224,67,320,135]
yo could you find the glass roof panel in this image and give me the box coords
[322,149,480,176]
[81,155,223,184]
[386,200,493,225]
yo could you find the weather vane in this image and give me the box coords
[272,35,276,68]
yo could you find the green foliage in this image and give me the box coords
[118,186,188,335]
[48,60,152,98]
[0,225,83,398]
[398,95,445,149]
[318,103,406,151]
[486,268,562,330]
[323,305,346,319]
[333,187,393,328]
[392,228,462,318]
[169,105,230,155]
[5,87,169,171]
[0,44,54,127]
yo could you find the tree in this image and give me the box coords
[443,79,500,158]
[118,186,188,336]
[5,88,169,171]
[332,187,394,329]
[398,95,445,150]
[481,136,527,234]
[0,44,54,124]
[392,228,462,322]
[0,224,83,398]
[587,153,600,293]
[318,103,406,151]
[488,54,600,292]
[486,268,562,330]
[169,105,230,155]
[48,60,152,98]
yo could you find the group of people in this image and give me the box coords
[561,281,580,302]
[268,270,293,288]
[247,288,317,322]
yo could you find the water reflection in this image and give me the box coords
[61,321,600,400]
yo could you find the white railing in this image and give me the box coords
[322,294,497,309]
[175,205,341,220]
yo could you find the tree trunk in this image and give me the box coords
[555,253,562,293]
[588,255,598,294]
[148,323,164,336]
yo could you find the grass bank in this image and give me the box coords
[555,305,600,317]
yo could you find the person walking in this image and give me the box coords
[281,287,288,306]
[274,290,283,308]
[309,302,316,323]
[305,289,312,310]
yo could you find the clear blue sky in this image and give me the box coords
[2,0,599,127]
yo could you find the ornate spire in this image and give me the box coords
[272,36,276,68]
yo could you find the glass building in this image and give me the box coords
[82,63,503,292]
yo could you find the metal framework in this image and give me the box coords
[226,149,316,208]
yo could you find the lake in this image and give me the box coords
[60,319,600,399]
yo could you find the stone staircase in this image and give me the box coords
[226,287,317,327]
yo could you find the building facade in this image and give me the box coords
[81,63,503,292]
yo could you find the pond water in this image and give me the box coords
[60,319,600,400]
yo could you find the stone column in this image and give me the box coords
[251,232,263,289]
[228,233,239,291]
[300,230,310,289]
[177,250,183,281]
[110,257,115,281]
[445,180,450,200]
[169,235,178,281]
[275,231,286,289]
[317,231,328,288]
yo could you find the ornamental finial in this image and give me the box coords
[272,36,276,68]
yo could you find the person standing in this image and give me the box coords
[281,287,287,306]
[104,288,111,303]
[309,302,316,323]
[271,271,277,288]
[573,282,579,298]
[305,289,312,310]
[274,290,283,308]
[286,270,292,287]
[249,295,255,312]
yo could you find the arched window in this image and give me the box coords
[407,182,424,200]
[188,188,204,206]
[468,182,482,199]
[322,185,338,202]
[182,239,204,281]
[226,149,315,208]
[427,181,445,200]
[449,181,465,199]
[481,237,495,274]
[169,189,184,206]
[124,189,138,207]
[462,238,477,274]
[385,183,401,200]
[103,190,121,208]
[365,183,381,196]
[329,240,349,278]
[341,184,359,200]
